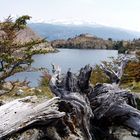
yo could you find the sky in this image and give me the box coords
[0,0,140,31]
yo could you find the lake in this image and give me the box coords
[7,49,118,87]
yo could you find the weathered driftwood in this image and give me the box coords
[0,96,65,139]
[50,64,140,139]
[101,58,128,85]
[1,64,140,140]
[50,64,94,140]
[89,84,140,138]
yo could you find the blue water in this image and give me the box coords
[7,49,118,87]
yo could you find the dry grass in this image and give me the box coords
[121,81,140,93]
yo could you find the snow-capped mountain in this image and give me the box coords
[28,19,140,41]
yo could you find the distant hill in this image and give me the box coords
[16,27,54,52]
[0,26,54,52]
[16,27,41,43]
[28,23,140,41]
[51,33,114,49]
[0,26,41,42]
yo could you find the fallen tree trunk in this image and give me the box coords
[89,85,140,138]
[50,64,140,139]
[0,96,65,139]
[0,64,140,140]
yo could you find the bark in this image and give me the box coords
[0,96,65,139]
[0,64,140,140]
[50,65,94,140]
[50,64,140,139]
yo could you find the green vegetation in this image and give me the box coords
[0,15,139,103]
[90,57,140,92]
[0,77,54,102]
[0,15,56,101]
[113,41,127,53]
[39,71,54,98]
[121,61,140,83]
[121,61,140,92]
[90,65,110,85]
[0,15,46,85]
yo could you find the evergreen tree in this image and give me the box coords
[0,15,45,85]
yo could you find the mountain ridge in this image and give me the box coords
[28,23,140,41]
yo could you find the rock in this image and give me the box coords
[16,27,55,52]
[16,27,41,43]
[16,89,24,95]
[2,82,13,90]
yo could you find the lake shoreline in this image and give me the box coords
[7,49,118,87]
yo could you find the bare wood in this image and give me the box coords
[0,96,65,139]
[50,65,94,140]
[0,64,140,139]
[101,58,128,84]
[50,64,140,139]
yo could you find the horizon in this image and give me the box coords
[28,19,140,33]
[0,0,140,32]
